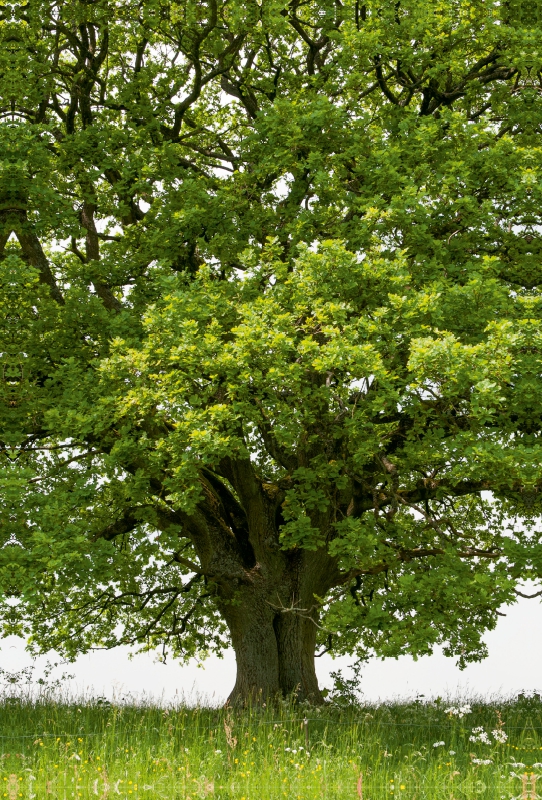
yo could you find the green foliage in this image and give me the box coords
[0,0,540,685]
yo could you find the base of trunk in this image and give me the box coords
[221,592,325,706]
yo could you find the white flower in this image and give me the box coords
[469,727,491,744]
[214,750,222,754]
[444,704,472,718]
[285,747,291,752]
[433,741,445,748]
[449,750,456,755]
[472,758,492,765]
[492,729,507,743]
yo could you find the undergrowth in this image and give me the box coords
[1,692,541,799]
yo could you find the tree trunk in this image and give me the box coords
[217,550,334,706]
[274,609,323,703]
[220,588,282,704]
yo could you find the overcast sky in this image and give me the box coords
[3,594,539,705]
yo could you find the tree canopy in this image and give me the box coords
[1,0,540,703]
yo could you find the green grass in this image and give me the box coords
[2,693,541,799]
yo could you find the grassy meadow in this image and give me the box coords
[2,693,541,799]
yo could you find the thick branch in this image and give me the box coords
[16,225,65,304]
[80,200,122,311]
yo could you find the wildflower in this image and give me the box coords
[433,741,445,748]
[215,750,222,755]
[492,729,507,744]
[445,705,471,718]
[449,751,456,755]
[472,758,492,765]
[469,727,491,744]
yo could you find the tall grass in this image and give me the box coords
[2,692,541,799]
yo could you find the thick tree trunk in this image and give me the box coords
[274,610,322,703]
[187,466,340,707]
[224,602,323,705]
[221,589,281,704]
[217,550,334,706]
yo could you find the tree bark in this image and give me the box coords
[217,549,336,706]
[220,588,281,705]
[172,463,341,707]
[274,608,323,703]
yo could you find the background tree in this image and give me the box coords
[0,0,540,703]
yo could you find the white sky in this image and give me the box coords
[3,596,540,705]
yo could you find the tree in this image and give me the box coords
[1,0,538,703]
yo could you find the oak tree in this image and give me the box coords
[1,0,539,703]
